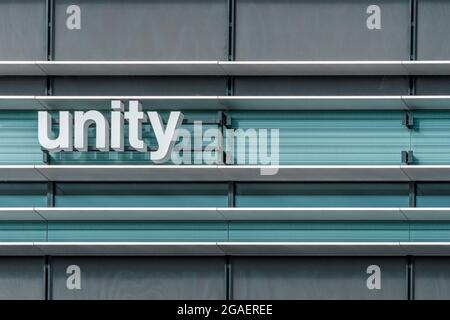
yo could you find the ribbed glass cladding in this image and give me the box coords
[5,0,450,301]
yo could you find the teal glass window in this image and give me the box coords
[55,183,228,207]
[417,183,450,207]
[0,183,47,207]
[236,183,409,208]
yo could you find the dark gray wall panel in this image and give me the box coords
[54,0,228,60]
[52,76,227,95]
[234,77,409,96]
[0,77,46,95]
[233,257,407,300]
[414,258,450,300]
[235,0,410,60]
[415,77,450,95]
[0,257,44,300]
[0,0,46,60]
[417,0,450,60]
[52,257,225,300]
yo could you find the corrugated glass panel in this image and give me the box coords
[417,183,450,207]
[0,222,46,242]
[0,183,46,207]
[48,221,228,242]
[229,222,409,242]
[230,111,409,165]
[0,112,42,165]
[236,183,409,208]
[411,111,450,165]
[55,183,227,207]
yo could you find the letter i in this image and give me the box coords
[111,100,124,151]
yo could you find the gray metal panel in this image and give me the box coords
[54,0,228,61]
[51,257,225,300]
[234,77,409,96]
[414,258,450,299]
[235,0,409,61]
[417,1,450,60]
[0,257,44,300]
[415,77,450,95]
[52,77,227,96]
[0,0,46,60]
[232,257,407,300]
[0,77,46,95]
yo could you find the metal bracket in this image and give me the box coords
[402,150,414,165]
[218,111,232,164]
[42,149,50,165]
[402,112,414,129]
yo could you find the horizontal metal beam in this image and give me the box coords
[0,164,432,182]
[1,95,450,110]
[2,207,450,221]
[1,60,450,76]
[4,164,450,182]
[0,242,448,256]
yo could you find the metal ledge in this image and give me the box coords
[0,166,47,181]
[34,242,223,256]
[0,95,450,110]
[0,208,43,221]
[0,243,43,256]
[217,242,405,256]
[0,242,448,256]
[0,96,43,110]
[400,165,450,181]
[5,165,450,182]
[34,165,225,182]
[402,96,450,110]
[0,207,447,221]
[30,207,406,221]
[35,207,222,221]
[37,61,224,76]
[37,96,220,110]
[220,96,407,110]
[0,62,44,76]
[401,243,450,255]
[0,165,414,182]
[402,61,450,76]
[401,208,450,221]
[218,208,405,221]
[1,60,450,76]
[220,61,408,76]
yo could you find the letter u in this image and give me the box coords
[38,111,73,152]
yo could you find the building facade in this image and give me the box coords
[2,0,450,299]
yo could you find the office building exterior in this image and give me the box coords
[3,0,450,300]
